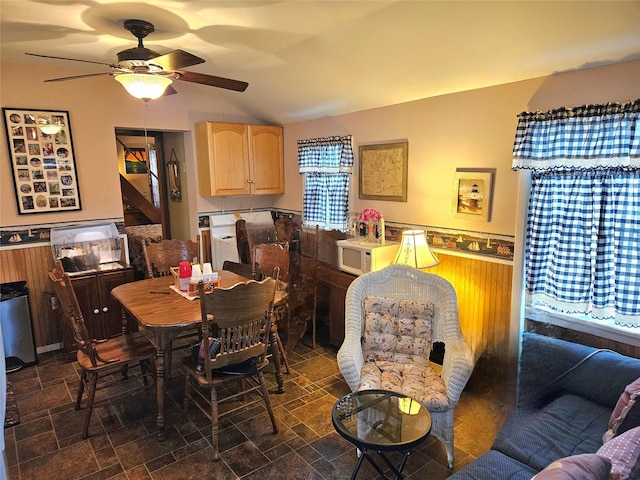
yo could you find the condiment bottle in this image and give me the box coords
[179,261,191,291]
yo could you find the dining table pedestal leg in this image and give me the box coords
[154,332,171,441]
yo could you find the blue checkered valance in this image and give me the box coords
[298,136,353,230]
[512,100,640,171]
[298,136,354,173]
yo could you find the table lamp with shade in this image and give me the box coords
[392,229,439,269]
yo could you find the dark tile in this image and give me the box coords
[13,415,53,441]
[223,440,270,477]
[19,440,99,480]
[16,430,59,463]
[309,432,352,460]
[9,341,509,480]
[242,450,322,480]
[289,394,339,437]
[115,428,187,470]
[150,446,238,480]
[16,382,72,415]
[145,452,176,472]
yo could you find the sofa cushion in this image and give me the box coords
[603,376,640,442]
[597,426,640,480]
[493,394,610,471]
[531,454,611,480]
[446,450,538,480]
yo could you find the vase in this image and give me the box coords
[366,221,376,242]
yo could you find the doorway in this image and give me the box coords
[116,128,171,238]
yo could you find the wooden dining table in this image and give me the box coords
[111,270,285,441]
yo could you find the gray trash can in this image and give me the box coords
[1,281,37,372]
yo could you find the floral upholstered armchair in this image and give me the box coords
[337,264,475,468]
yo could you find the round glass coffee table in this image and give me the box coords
[332,389,432,480]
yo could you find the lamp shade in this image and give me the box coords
[393,229,439,269]
[115,74,172,100]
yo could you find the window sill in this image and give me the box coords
[526,307,640,348]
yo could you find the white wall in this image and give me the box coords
[277,59,640,236]
[0,60,265,239]
[2,58,639,241]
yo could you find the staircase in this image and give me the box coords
[120,174,161,225]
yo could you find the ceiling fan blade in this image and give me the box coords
[149,50,205,71]
[163,85,178,96]
[26,52,115,67]
[175,70,248,92]
[44,72,113,82]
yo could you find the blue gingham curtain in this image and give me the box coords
[512,100,640,171]
[298,136,353,230]
[514,100,640,327]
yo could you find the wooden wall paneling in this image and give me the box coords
[0,245,59,350]
[429,253,513,368]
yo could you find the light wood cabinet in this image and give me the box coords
[195,121,284,196]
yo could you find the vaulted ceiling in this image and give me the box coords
[2,1,639,124]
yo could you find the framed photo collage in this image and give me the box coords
[3,108,81,214]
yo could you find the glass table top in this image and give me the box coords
[332,389,432,451]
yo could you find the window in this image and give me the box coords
[513,101,640,331]
[298,135,353,230]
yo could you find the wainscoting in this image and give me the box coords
[428,253,513,367]
[0,245,58,350]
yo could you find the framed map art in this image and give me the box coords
[358,141,408,202]
[3,108,81,214]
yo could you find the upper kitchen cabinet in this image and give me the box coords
[195,122,284,196]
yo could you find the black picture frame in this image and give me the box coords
[3,108,81,214]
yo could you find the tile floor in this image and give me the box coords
[3,334,510,479]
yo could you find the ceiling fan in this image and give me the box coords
[26,19,248,99]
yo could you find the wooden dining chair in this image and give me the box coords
[252,241,291,374]
[182,277,278,460]
[142,236,200,372]
[142,236,200,278]
[221,260,257,280]
[49,264,156,439]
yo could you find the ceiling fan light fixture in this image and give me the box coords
[115,73,172,100]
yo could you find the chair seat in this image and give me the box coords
[76,331,157,372]
[359,360,449,412]
[182,355,270,386]
[274,289,288,307]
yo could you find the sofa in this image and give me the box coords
[449,332,640,480]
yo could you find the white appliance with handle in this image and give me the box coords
[209,211,273,270]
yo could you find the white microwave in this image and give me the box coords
[337,239,399,276]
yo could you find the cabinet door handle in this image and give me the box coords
[102,307,109,313]
[93,308,100,314]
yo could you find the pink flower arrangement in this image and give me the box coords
[359,208,382,222]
